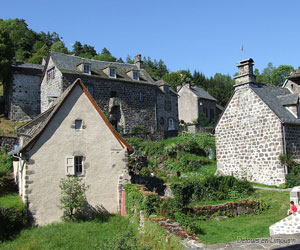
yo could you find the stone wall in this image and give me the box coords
[215,85,286,186]
[0,136,18,151]
[285,124,300,161]
[40,57,63,113]
[7,74,41,122]
[186,200,262,218]
[270,212,300,235]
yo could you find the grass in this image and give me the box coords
[0,116,25,137]
[196,189,290,244]
[0,215,183,250]
[0,193,24,211]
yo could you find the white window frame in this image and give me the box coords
[65,156,84,176]
[83,64,91,74]
[47,67,55,81]
[109,68,116,78]
[133,71,139,80]
[168,118,175,130]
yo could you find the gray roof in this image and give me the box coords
[190,86,217,101]
[50,52,156,84]
[13,62,44,70]
[249,83,300,125]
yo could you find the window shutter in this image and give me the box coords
[65,157,75,175]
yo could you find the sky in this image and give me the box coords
[2,0,300,77]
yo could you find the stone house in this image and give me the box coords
[5,61,44,121]
[10,79,132,225]
[283,69,300,93]
[40,52,178,138]
[177,83,218,123]
[215,59,300,186]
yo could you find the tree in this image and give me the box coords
[143,56,168,79]
[162,72,182,90]
[72,41,83,56]
[59,176,89,221]
[270,65,294,86]
[27,44,49,64]
[0,27,14,82]
[93,48,116,62]
[193,70,208,90]
[50,41,69,54]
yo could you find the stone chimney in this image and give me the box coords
[134,54,143,69]
[234,58,256,87]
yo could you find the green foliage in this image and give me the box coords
[0,26,14,82]
[0,148,12,194]
[279,154,300,187]
[196,112,209,126]
[143,56,168,79]
[171,175,254,206]
[0,200,30,241]
[124,184,161,216]
[131,125,146,134]
[59,176,89,221]
[50,41,69,54]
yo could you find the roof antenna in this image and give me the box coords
[241,45,244,60]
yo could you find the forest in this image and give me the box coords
[0,18,297,107]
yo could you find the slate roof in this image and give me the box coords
[50,52,155,85]
[16,79,133,153]
[12,62,44,75]
[189,86,217,101]
[288,69,300,78]
[249,83,300,125]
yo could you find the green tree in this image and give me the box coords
[270,65,294,86]
[50,41,69,54]
[27,44,49,64]
[72,41,83,56]
[93,48,116,62]
[0,27,14,82]
[162,72,182,90]
[193,70,208,90]
[59,176,89,221]
[143,56,168,78]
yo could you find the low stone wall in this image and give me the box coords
[0,136,18,151]
[269,211,300,235]
[185,200,262,217]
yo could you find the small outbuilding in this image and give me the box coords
[10,78,132,225]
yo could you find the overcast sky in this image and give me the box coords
[2,0,300,77]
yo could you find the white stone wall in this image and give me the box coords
[178,85,199,123]
[215,85,286,186]
[22,84,128,225]
[270,212,300,235]
[40,57,63,113]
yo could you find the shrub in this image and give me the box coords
[279,154,300,187]
[59,176,89,221]
[0,148,13,194]
[0,205,30,241]
[131,125,146,134]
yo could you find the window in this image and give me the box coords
[86,85,93,96]
[75,156,83,174]
[75,120,82,130]
[133,71,139,80]
[139,91,143,101]
[65,156,83,176]
[109,68,116,78]
[47,68,55,81]
[83,64,91,74]
[168,118,175,130]
[165,100,172,111]
[110,91,117,97]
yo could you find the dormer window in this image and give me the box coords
[133,71,139,80]
[47,67,55,81]
[83,64,91,74]
[75,120,82,130]
[109,68,116,78]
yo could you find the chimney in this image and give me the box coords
[134,54,143,69]
[234,58,256,87]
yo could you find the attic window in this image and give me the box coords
[133,71,139,80]
[83,64,91,74]
[139,91,143,101]
[47,68,55,81]
[109,68,116,78]
[75,120,82,130]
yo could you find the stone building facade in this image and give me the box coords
[215,59,300,186]
[177,83,218,123]
[11,79,132,225]
[5,62,44,121]
[40,52,178,137]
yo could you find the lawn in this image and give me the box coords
[196,189,290,244]
[0,193,24,210]
[0,116,25,137]
[0,215,183,250]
